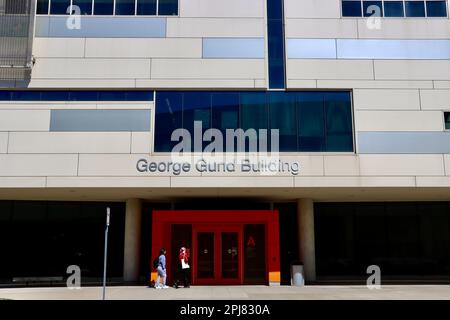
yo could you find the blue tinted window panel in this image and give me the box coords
[426,1,447,16]
[337,39,450,59]
[211,92,240,131]
[36,0,49,14]
[41,91,70,101]
[203,38,265,59]
[269,92,297,152]
[50,0,70,14]
[40,16,166,38]
[324,92,353,152]
[240,92,268,151]
[137,0,157,15]
[358,132,450,153]
[94,0,114,15]
[158,0,178,15]
[267,19,286,89]
[155,92,183,152]
[405,1,426,16]
[183,92,212,151]
[287,39,337,59]
[50,110,151,132]
[72,0,93,15]
[384,1,405,16]
[445,112,450,130]
[298,92,326,152]
[69,91,99,101]
[10,91,42,101]
[363,1,383,16]
[342,0,363,16]
[0,91,12,100]
[267,0,286,89]
[115,0,136,15]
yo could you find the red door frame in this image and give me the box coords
[151,210,280,286]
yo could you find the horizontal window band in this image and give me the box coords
[288,39,450,60]
[358,131,450,154]
[35,16,166,38]
[50,109,151,132]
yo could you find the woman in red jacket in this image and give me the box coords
[177,247,190,288]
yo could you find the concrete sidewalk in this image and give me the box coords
[1,285,450,300]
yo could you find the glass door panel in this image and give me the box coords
[197,232,215,279]
[221,232,239,279]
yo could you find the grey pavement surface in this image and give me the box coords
[1,285,450,300]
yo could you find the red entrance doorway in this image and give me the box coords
[151,210,280,286]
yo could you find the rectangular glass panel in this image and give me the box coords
[240,92,268,152]
[115,0,136,15]
[36,0,49,14]
[94,0,114,15]
[244,224,266,284]
[298,92,325,152]
[183,92,211,151]
[384,1,405,16]
[269,92,297,152]
[267,0,285,89]
[342,0,363,16]
[154,92,183,152]
[197,232,214,279]
[426,0,447,16]
[363,1,383,16]
[445,112,450,130]
[324,92,353,152]
[137,0,157,15]
[405,1,426,16]
[221,232,239,279]
[158,0,178,15]
[72,0,93,15]
[50,0,70,14]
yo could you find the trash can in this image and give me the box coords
[290,261,305,287]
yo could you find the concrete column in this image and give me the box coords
[297,199,316,282]
[123,198,142,282]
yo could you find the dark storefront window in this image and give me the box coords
[170,224,192,284]
[315,202,450,280]
[154,91,354,153]
[0,201,125,284]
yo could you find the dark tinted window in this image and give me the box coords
[155,92,183,152]
[158,0,178,15]
[298,93,325,152]
[155,91,354,153]
[363,1,383,16]
[445,112,450,130]
[72,0,93,15]
[269,92,297,151]
[342,0,363,16]
[384,1,405,16]
[115,0,136,15]
[137,0,157,15]
[405,1,426,16]
[50,0,70,14]
[426,1,447,16]
[94,0,114,15]
[36,0,49,14]
[267,0,285,89]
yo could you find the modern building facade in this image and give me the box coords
[1,0,450,286]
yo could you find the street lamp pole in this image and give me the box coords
[102,207,110,300]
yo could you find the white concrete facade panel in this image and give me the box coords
[0,110,50,131]
[353,89,421,110]
[0,154,78,176]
